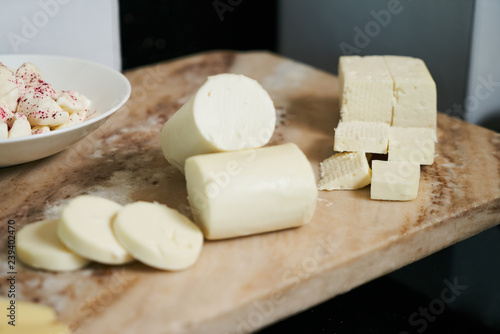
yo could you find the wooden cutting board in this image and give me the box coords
[1,51,499,334]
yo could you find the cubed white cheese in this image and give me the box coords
[338,56,393,124]
[370,160,420,201]
[334,120,390,154]
[318,152,371,190]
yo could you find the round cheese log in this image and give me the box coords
[161,73,276,173]
[16,219,90,271]
[58,195,134,265]
[185,143,318,240]
[113,201,203,271]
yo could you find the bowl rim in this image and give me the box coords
[0,54,131,144]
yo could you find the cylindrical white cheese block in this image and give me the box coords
[161,73,276,173]
[185,143,318,240]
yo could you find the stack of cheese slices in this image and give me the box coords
[318,55,437,201]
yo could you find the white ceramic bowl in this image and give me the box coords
[0,54,131,167]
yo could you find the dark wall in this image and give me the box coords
[119,0,278,70]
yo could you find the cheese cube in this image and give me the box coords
[334,121,390,154]
[318,152,371,190]
[371,160,420,201]
[384,56,437,129]
[338,56,393,124]
[388,127,436,165]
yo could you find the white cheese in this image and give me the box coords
[185,143,317,240]
[16,219,90,271]
[334,120,390,154]
[113,201,203,271]
[58,195,134,265]
[388,126,436,165]
[370,160,420,201]
[384,56,437,129]
[161,73,276,173]
[318,152,371,190]
[338,55,393,124]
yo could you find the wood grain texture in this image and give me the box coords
[1,51,499,334]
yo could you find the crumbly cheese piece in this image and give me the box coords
[161,73,276,173]
[0,122,7,139]
[17,219,90,271]
[334,120,390,154]
[371,160,420,201]
[0,64,22,111]
[113,202,203,271]
[58,195,134,265]
[384,56,437,129]
[318,152,371,190]
[338,56,393,124]
[54,109,88,130]
[185,143,318,240]
[8,113,32,138]
[31,125,51,135]
[56,91,90,113]
[388,127,436,165]
[17,91,69,127]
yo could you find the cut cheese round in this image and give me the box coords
[0,298,57,326]
[58,195,134,265]
[161,73,276,173]
[113,201,203,271]
[185,143,318,240]
[16,219,90,271]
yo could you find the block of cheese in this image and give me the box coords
[334,120,390,154]
[185,143,317,240]
[388,127,436,165]
[338,56,393,124]
[384,56,437,129]
[161,73,276,173]
[58,195,134,265]
[371,160,420,201]
[17,219,90,271]
[318,152,371,190]
[0,298,57,326]
[113,201,203,271]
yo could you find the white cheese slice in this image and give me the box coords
[113,201,203,271]
[58,195,134,265]
[16,219,90,271]
[161,73,276,173]
[370,160,420,201]
[318,152,371,190]
[388,126,436,165]
[334,120,390,154]
[185,143,318,240]
[384,55,437,129]
[338,55,393,124]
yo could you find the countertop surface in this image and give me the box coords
[1,51,499,334]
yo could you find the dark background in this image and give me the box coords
[119,1,500,333]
